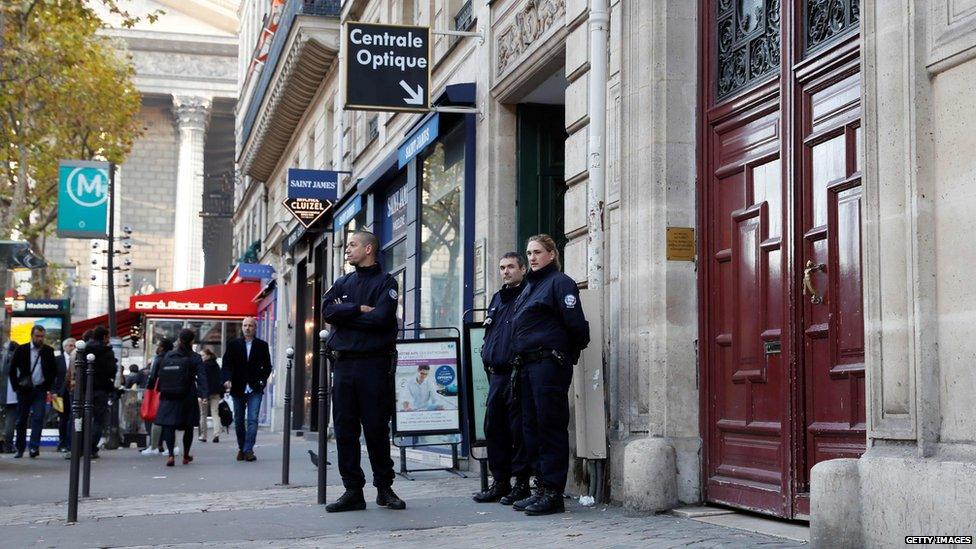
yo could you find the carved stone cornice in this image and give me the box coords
[173,95,213,132]
[494,0,566,79]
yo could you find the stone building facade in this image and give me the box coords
[233,0,975,543]
[45,1,239,321]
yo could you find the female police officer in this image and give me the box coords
[509,234,589,515]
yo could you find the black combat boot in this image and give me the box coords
[376,486,406,510]
[524,488,565,516]
[512,480,544,511]
[325,488,367,513]
[499,477,531,505]
[473,479,511,503]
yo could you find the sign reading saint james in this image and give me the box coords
[345,22,431,113]
[284,169,340,229]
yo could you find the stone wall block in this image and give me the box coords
[620,437,678,513]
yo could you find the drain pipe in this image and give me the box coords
[587,0,609,287]
[586,0,610,503]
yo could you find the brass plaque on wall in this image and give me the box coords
[666,227,696,261]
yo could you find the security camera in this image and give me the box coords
[122,242,132,250]
[91,259,98,265]
[91,242,99,249]
[90,275,97,281]
[123,259,132,267]
[123,226,132,234]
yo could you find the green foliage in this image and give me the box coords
[0,0,155,243]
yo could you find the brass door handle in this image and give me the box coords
[803,260,826,304]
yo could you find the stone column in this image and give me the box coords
[171,95,211,290]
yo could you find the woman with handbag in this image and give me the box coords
[153,329,206,466]
[141,339,173,456]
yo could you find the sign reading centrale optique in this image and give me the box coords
[345,22,430,113]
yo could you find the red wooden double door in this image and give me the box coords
[699,0,864,518]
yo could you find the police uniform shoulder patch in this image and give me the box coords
[389,288,398,300]
[484,317,493,326]
[564,294,577,308]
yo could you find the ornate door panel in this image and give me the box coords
[704,105,790,514]
[699,0,862,519]
[794,50,865,516]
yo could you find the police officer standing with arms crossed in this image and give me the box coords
[321,230,406,512]
[510,234,589,516]
[473,252,531,504]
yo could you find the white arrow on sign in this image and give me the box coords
[399,80,424,106]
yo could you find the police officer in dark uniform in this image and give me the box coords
[510,234,589,516]
[473,252,531,504]
[321,230,405,512]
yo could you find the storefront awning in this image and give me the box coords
[129,283,261,319]
[70,308,140,340]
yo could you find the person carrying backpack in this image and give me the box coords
[154,329,206,466]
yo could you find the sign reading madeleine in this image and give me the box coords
[345,22,430,112]
[392,338,462,437]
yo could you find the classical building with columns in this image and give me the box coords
[233,0,975,541]
[47,1,239,321]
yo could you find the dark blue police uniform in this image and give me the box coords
[322,263,399,491]
[511,262,589,493]
[480,282,529,486]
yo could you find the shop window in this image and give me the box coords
[419,123,464,330]
[132,268,158,295]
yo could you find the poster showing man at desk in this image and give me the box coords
[393,339,460,435]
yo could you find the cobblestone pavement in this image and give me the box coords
[0,435,807,548]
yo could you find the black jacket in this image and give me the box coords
[85,341,118,392]
[480,282,525,372]
[202,357,222,396]
[53,353,68,394]
[321,263,399,353]
[221,337,272,398]
[10,342,57,393]
[154,348,206,429]
[511,263,590,365]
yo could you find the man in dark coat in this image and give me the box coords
[10,325,57,458]
[54,338,76,452]
[221,317,272,462]
[85,326,118,458]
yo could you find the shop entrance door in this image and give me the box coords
[699,0,864,518]
[516,104,566,252]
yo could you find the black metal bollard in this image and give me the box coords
[317,330,329,505]
[67,341,87,522]
[281,347,294,486]
[82,352,95,498]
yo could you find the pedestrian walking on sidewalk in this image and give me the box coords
[55,338,76,453]
[197,347,222,443]
[321,230,405,513]
[509,234,590,516]
[10,325,57,458]
[142,339,174,456]
[221,317,272,462]
[85,326,119,459]
[473,252,531,505]
[155,329,206,467]
[0,340,20,453]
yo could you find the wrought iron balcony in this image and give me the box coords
[454,0,474,32]
[239,0,341,158]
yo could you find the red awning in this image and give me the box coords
[70,308,140,340]
[129,282,261,319]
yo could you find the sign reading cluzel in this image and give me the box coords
[345,22,430,112]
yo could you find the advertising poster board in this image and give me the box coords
[463,323,489,446]
[392,338,462,437]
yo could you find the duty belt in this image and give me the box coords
[329,350,394,361]
[515,349,566,366]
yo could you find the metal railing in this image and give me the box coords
[454,0,474,32]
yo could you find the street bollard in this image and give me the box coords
[67,341,87,523]
[281,347,294,486]
[317,330,329,505]
[82,352,95,498]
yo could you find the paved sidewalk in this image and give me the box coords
[0,433,807,548]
